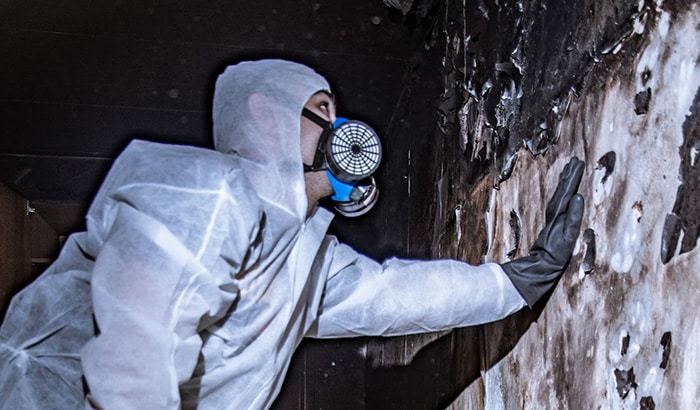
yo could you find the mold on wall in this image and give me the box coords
[411,0,700,408]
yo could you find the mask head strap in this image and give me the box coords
[302,107,334,172]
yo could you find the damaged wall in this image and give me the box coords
[399,0,699,408]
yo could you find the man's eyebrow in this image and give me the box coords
[315,90,336,106]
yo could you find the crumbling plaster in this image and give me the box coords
[439,2,699,408]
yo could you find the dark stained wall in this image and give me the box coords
[404,0,699,408]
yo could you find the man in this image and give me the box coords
[0,59,584,409]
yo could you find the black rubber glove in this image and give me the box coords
[501,157,585,307]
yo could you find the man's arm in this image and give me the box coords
[309,243,527,338]
[310,157,584,339]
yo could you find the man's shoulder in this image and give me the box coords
[121,139,225,162]
[114,139,241,175]
[87,139,262,237]
[99,139,253,199]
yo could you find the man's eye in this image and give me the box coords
[319,102,329,111]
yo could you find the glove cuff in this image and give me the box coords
[500,258,564,307]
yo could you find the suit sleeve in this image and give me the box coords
[309,242,527,338]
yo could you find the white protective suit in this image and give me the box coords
[0,59,526,410]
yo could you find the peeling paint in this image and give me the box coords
[634,88,652,114]
[614,367,637,399]
[506,209,521,259]
[660,213,681,264]
[443,2,700,408]
[592,155,615,207]
[580,228,596,275]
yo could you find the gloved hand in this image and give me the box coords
[501,157,585,307]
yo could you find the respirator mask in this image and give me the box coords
[302,107,382,217]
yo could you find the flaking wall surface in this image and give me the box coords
[408,0,699,408]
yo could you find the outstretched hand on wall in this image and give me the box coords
[500,157,585,307]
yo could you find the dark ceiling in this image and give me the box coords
[0,0,421,220]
